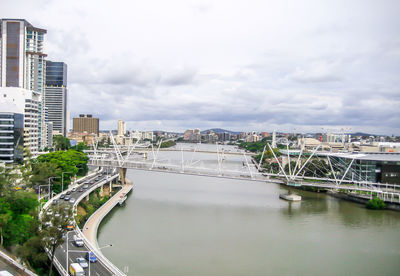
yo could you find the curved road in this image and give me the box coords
[50,171,117,276]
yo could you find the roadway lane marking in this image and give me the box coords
[96,273,100,276]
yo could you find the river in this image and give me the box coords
[97,144,400,276]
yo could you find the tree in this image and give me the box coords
[160,140,176,148]
[0,201,12,246]
[17,235,49,275]
[53,135,71,151]
[303,158,329,178]
[29,162,61,189]
[366,197,386,210]
[41,204,74,276]
[2,191,39,247]
[71,142,89,152]
[34,150,89,192]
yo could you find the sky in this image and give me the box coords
[1,0,400,135]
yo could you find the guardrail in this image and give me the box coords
[0,249,38,276]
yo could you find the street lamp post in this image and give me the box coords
[48,177,60,200]
[61,172,73,192]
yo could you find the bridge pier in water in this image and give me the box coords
[280,182,302,201]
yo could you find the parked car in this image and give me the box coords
[85,251,97,263]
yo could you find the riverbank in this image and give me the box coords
[82,180,133,249]
[328,191,400,211]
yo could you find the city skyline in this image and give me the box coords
[1,0,399,135]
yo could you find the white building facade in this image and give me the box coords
[0,19,48,149]
[0,87,41,160]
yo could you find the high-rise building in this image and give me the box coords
[0,87,41,162]
[44,61,67,136]
[73,114,99,135]
[0,19,47,149]
[117,119,126,136]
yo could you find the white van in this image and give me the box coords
[69,263,85,276]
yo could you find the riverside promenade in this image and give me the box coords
[82,180,133,248]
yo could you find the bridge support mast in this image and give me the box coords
[119,167,127,186]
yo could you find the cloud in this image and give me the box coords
[1,0,399,135]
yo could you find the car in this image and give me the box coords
[69,198,76,204]
[85,251,97,263]
[76,257,88,269]
[78,188,84,192]
[89,180,95,184]
[66,224,74,231]
[83,184,89,190]
[64,195,71,201]
[66,191,71,195]
[60,194,65,199]
[73,235,84,247]
[72,187,77,192]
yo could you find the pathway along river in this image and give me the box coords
[98,144,400,276]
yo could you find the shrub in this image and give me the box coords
[366,197,386,210]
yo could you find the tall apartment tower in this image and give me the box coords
[44,61,68,136]
[0,19,47,149]
[117,119,126,136]
[73,114,99,135]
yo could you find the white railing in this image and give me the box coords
[0,249,38,276]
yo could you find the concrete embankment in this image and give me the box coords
[328,191,400,211]
[82,179,133,248]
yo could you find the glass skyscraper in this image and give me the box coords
[45,61,68,136]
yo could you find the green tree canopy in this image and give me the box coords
[71,142,89,152]
[53,135,71,151]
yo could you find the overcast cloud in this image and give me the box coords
[1,0,399,134]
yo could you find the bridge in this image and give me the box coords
[85,136,400,203]
[40,138,400,276]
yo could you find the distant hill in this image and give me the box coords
[201,128,242,135]
[350,132,375,137]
